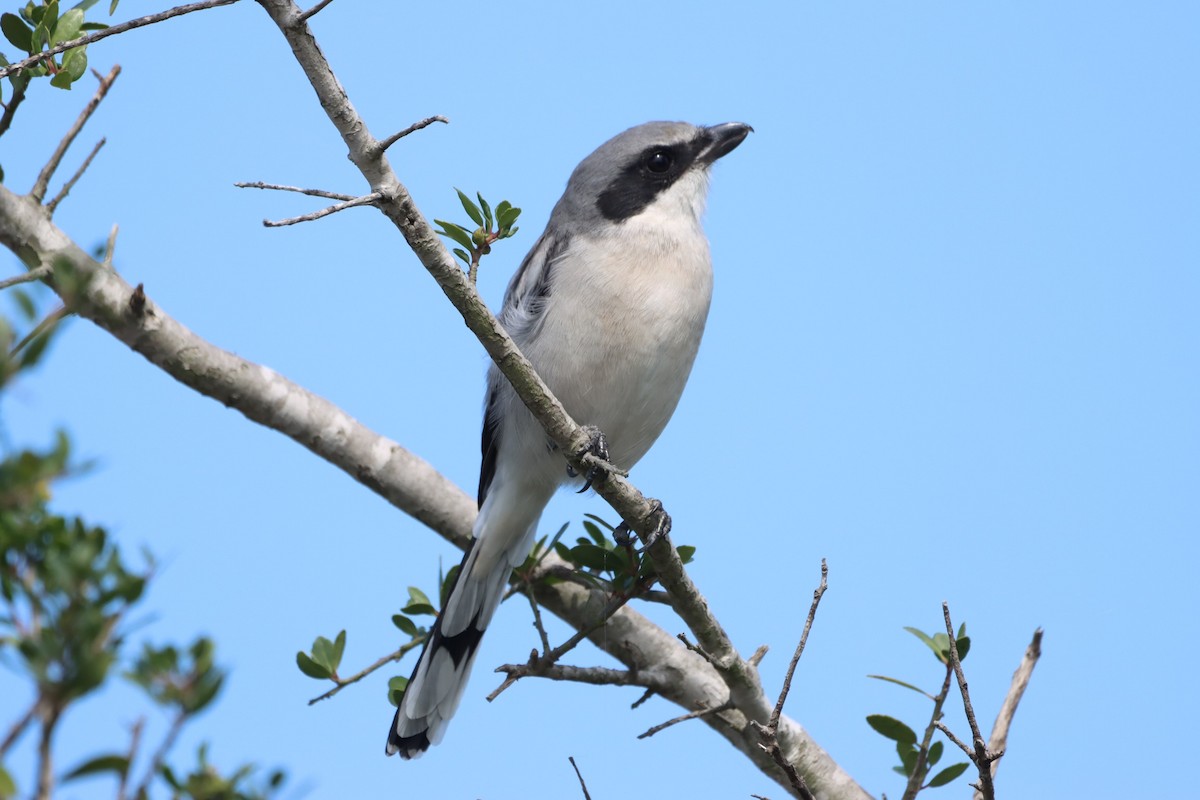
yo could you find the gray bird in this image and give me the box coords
[387,120,751,758]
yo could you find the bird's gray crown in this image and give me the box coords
[550,121,751,226]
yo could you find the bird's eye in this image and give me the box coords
[644,149,674,174]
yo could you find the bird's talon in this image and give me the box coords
[573,425,612,493]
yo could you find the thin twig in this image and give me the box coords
[104,224,119,267]
[116,718,144,800]
[11,306,69,356]
[0,80,28,138]
[47,137,106,214]
[943,603,997,800]
[934,720,974,758]
[234,181,355,201]
[297,0,335,21]
[631,687,655,709]
[901,663,953,800]
[972,628,1042,800]
[526,588,552,655]
[262,192,382,227]
[31,66,120,204]
[0,266,50,291]
[0,700,38,757]
[308,638,424,705]
[0,1,240,80]
[132,710,186,800]
[376,115,449,153]
[491,661,645,700]
[568,757,592,800]
[768,559,828,729]
[638,700,733,739]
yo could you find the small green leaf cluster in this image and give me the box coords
[434,189,521,281]
[158,744,286,800]
[296,629,346,680]
[866,715,969,789]
[0,0,118,93]
[126,638,225,715]
[548,514,695,596]
[865,624,973,795]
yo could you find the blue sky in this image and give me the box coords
[3,1,1198,798]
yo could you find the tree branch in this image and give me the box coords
[0,1,241,80]
[971,628,1042,800]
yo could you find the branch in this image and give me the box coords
[0,700,37,757]
[639,700,734,739]
[376,115,449,153]
[262,191,382,227]
[46,137,106,214]
[0,79,28,138]
[31,67,120,204]
[971,628,1042,800]
[568,757,592,800]
[308,639,424,705]
[0,1,241,80]
[233,181,355,201]
[942,603,1000,800]
[751,561,829,800]
[0,265,50,291]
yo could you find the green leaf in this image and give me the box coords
[927,739,943,767]
[452,248,471,266]
[401,601,436,616]
[12,288,36,320]
[675,544,696,564]
[866,674,931,697]
[392,614,418,636]
[477,192,493,229]
[956,635,971,661]
[440,564,460,608]
[72,0,102,11]
[52,7,82,43]
[896,741,919,776]
[0,765,15,798]
[498,206,521,230]
[927,762,970,787]
[54,45,86,88]
[582,520,605,546]
[905,626,948,663]
[295,651,331,679]
[1,13,32,52]
[311,635,335,670]
[866,714,917,745]
[495,199,511,218]
[110,0,119,14]
[433,219,474,251]
[330,629,346,671]
[582,513,614,531]
[568,543,612,571]
[406,586,431,606]
[387,675,408,706]
[456,188,484,226]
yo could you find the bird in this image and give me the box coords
[387,120,752,758]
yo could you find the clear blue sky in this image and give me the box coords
[3,2,1198,798]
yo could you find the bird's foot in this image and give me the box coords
[613,499,672,551]
[568,425,617,493]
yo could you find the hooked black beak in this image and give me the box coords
[699,122,753,164]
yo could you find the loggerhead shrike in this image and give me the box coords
[387,120,751,758]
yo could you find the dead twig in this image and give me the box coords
[971,628,1042,799]
[638,700,734,739]
[376,115,449,153]
[750,560,829,800]
[262,192,382,227]
[297,0,334,21]
[31,66,120,204]
[0,266,50,291]
[568,756,592,800]
[233,181,355,202]
[942,603,1002,800]
[46,137,106,214]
